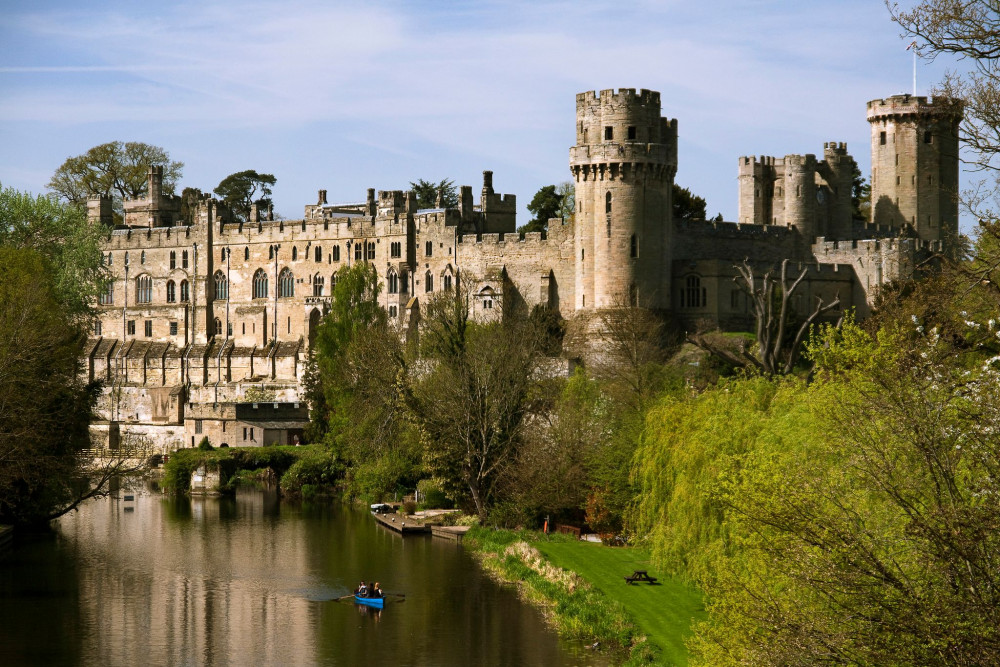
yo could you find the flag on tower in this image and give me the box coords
[906,40,918,51]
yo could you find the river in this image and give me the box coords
[0,486,606,666]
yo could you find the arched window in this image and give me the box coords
[253,269,268,299]
[214,271,228,300]
[443,273,452,291]
[425,271,433,293]
[135,275,152,303]
[166,280,176,303]
[124,251,130,267]
[269,246,274,260]
[140,250,146,265]
[221,248,227,262]
[313,273,324,296]
[367,241,375,260]
[331,273,338,291]
[214,318,222,336]
[180,280,190,302]
[332,245,340,262]
[681,275,706,309]
[605,192,612,237]
[182,250,188,268]
[387,270,398,294]
[244,246,250,261]
[106,252,113,266]
[169,251,176,269]
[100,282,114,305]
[279,268,294,298]
[292,247,298,261]
[315,246,322,262]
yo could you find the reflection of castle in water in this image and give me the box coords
[29,492,582,665]
[84,89,961,452]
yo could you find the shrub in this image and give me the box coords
[417,478,453,509]
[197,436,213,451]
[279,449,343,499]
[402,500,417,515]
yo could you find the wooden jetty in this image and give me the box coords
[372,511,431,535]
[431,525,470,542]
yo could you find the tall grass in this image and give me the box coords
[465,527,658,665]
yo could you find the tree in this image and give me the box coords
[409,178,458,209]
[305,262,418,499]
[403,289,544,521]
[48,141,183,223]
[672,183,707,222]
[0,247,142,525]
[556,181,575,222]
[852,164,871,220]
[689,259,841,375]
[213,170,276,223]
[0,183,107,321]
[519,184,563,235]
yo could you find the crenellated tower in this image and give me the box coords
[570,88,677,310]
[868,94,962,243]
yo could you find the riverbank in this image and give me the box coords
[464,527,704,665]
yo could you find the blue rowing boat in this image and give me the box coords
[354,594,384,609]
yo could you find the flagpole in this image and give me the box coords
[907,41,918,95]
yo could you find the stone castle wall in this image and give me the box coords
[84,87,962,452]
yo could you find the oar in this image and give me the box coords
[334,593,357,601]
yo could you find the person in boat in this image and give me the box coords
[356,581,367,596]
[367,582,375,598]
[373,582,383,598]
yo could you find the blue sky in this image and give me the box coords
[0,0,961,225]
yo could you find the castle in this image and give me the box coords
[84,88,960,451]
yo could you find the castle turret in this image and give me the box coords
[820,141,855,239]
[782,154,818,239]
[867,95,962,243]
[87,194,113,226]
[570,88,677,310]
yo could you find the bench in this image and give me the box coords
[624,570,658,585]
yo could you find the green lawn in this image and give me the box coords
[533,539,705,666]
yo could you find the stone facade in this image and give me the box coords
[84,87,960,451]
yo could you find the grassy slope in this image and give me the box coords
[533,540,705,666]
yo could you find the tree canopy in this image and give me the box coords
[48,141,183,224]
[519,182,573,235]
[410,178,458,209]
[0,183,107,320]
[214,170,276,222]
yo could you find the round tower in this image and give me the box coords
[867,95,962,243]
[570,88,677,310]
[781,154,818,239]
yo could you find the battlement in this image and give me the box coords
[823,141,848,155]
[576,88,660,109]
[677,218,796,239]
[106,224,198,249]
[457,229,555,247]
[783,153,817,168]
[867,94,963,120]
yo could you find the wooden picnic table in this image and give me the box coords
[624,570,658,584]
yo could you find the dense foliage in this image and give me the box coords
[213,169,276,222]
[48,141,183,224]
[409,178,458,209]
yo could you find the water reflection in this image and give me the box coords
[0,487,606,666]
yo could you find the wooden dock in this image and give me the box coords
[371,511,431,534]
[431,525,470,542]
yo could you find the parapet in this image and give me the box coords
[867,94,963,121]
[576,88,660,110]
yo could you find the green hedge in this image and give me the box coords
[161,445,339,495]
